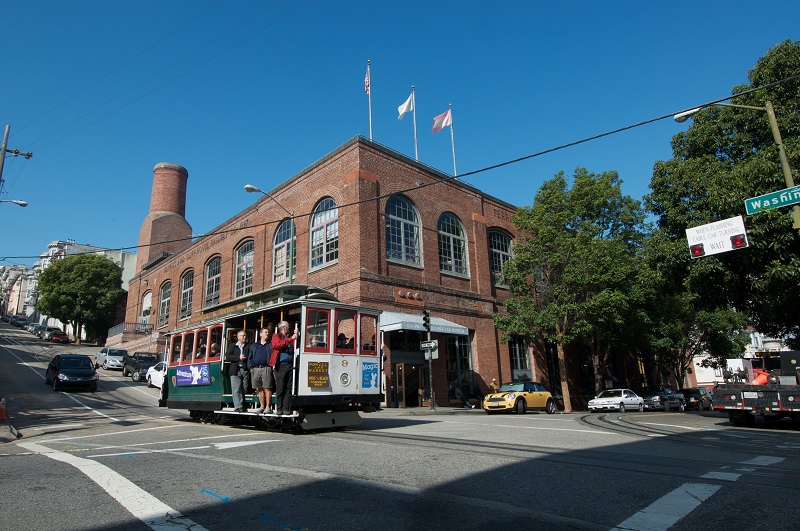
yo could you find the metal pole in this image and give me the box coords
[765,101,800,230]
[0,125,10,186]
[427,329,435,411]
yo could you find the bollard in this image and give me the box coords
[0,395,6,421]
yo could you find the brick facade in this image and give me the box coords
[118,137,572,408]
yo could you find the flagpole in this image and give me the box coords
[366,60,373,140]
[411,86,418,161]
[449,103,457,177]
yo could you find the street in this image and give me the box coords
[2,324,799,531]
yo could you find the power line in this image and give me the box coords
[4,74,799,261]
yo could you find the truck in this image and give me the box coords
[712,351,800,427]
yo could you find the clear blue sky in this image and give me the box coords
[2,1,799,267]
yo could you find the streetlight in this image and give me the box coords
[674,100,800,230]
[244,184,295,285]
[0,199,28,207]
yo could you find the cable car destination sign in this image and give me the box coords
[745,184,800,215]
[685,215,749,258]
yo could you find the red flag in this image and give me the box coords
[431,109,452,134]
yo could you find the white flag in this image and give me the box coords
[397,93,414,120]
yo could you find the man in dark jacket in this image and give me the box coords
[224,330,251,412]
[248,323,275,414]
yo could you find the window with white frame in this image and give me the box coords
[205,257,221,307]
[179,271,194,320]
[140,291,152,325]
[310,198,338,269]
[235,241,254,297]
[509,336,532,381]
[488,230,512,284]
[158,282,171,328]
[386,195,421,265]
[273,219,296,283]
[438,212,468,276]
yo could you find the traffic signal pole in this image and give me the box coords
[423,310,435,410]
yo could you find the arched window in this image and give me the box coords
[273,219,296,283]
[438,212,468,276]
[488,230,512,285]
[386,195,421,265]
[158,282,171,328]
[140,291,152,325]
[310,198,338,269]
[235,241,254,297]
[179,270,194,320]
[204,257,221,308]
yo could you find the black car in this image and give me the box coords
[643,386,686,411]
[682,387,713,411]
[45,354,99,392]
[122,352,160,382]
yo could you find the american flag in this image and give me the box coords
[364,67,370,94]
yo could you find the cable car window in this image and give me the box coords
[360,314,378,354]
[305,308,330,352]
[335,309,356,353]
[183,332,195,363]
[209,325,223,360]
[170,335,182,365]
[196,328,209,360]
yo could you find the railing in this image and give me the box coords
[107,322,154,337]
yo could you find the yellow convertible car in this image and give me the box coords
[483,381,557,414]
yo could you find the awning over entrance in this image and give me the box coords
[379,311,469,336]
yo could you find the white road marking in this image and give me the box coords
[31,423,84,430]
[701,471,741,481]
[19,441,208,531]
[741,455,784,466]
[611,482,720,531]
[638,422,710,431]
[88,440,277,457]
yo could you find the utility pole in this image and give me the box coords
[0,125,34,191]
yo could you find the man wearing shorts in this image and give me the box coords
[248,324,275,414]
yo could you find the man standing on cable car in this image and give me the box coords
[225,330,251,412]
[272,320,299,416]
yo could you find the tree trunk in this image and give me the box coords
[557,342,572,412]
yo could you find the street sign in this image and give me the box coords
[745,185,800,215]
[420,340,438,350]
[685,215,749,258]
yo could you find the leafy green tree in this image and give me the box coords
[495,168,649,410]
[646,39,800,350]
[37,254,125,345]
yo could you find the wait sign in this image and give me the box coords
[685,215,749,258]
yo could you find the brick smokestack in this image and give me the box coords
[136,162,192,272]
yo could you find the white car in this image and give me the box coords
[146,361,167,389]
[96,347,128,370]
[588,389,644,412]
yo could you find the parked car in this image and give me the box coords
[12,317,28,327]
[96,347,128,370]
[32,324,47,337]
[41,327,62,340]
[588,389,644,412]
[643,386,686,411]
[25,322,38,333]
[49,331,71,344]
[146,361,167,389]
[681,387,713,411]
[482,381,557,414]
[45,354,99,392]
[123,352,160,382]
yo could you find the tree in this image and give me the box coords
[37,254,125,345]
[495,168,649,411]
[646,40,800,350]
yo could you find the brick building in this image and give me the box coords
[113,136,573,408]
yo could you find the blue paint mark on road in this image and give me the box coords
[200,489,230,502]
[260,513,301,530]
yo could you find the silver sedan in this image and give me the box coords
[588,389,644,412]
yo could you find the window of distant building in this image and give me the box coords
[386,195,421,266]
[158,282,171,328]
[509,336,532,381]
[140,291,152,325]
[488,230,513,285]
[179,270,194,320]
[204,256,221,308]
[310,198,338,269]
[438,212,468,276]
[235,241,254,297]
[273,220,296,284]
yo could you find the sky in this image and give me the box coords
[2,1,799,268]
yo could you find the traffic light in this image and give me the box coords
[689,243,705,258]
[422,309,431,332]
[730,233,748,249]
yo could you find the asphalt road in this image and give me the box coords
[2,323,799,531]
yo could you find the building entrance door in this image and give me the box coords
[396,363,406,408]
